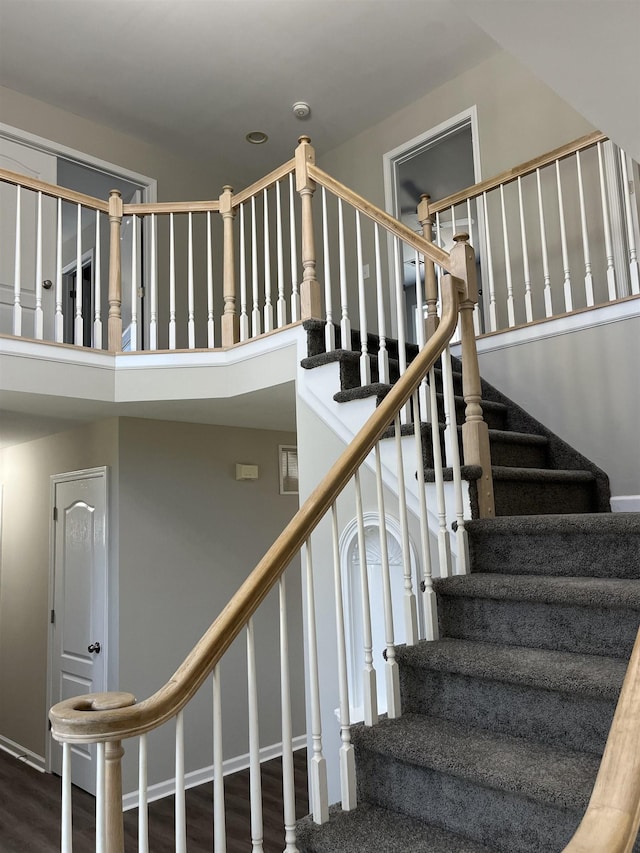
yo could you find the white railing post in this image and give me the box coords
[575,151,595,307]
[61,742,73,853]
[263,187,273,332]
[517,177,533,323]
[169,212,176,349]
[207,210,215,347]
[138,734,149,853]
[55,196,63,342]
[247,618,265,852]
[94,211,102,348]
[411,392,438,638]
[13,184,22,336]
[355,211,371,385]
[279,576,300,852]
[555,160,573,312]
[321,187,336,351]
[373,224,389,383]
[35,191,44,339]
[213,664,226,853]
[620,150,640,295]
[393,415,419,643]
[354,471,378,726]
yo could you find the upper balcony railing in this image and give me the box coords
[1,132,638,364]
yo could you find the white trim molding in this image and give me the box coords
[611,496,640,513]
[121,734,307,811]
[0,734,46,773]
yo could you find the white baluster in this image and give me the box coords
[394,414,419,643]
[247,619,264,852]
[175,711,187,853]
[411,392,438,639]
[374,448,401,714]
[575,151,595,307]
[251,195,261,337]
[130,214,139,351]
[450,204,457,238]
[289,173,300,322]
[468,198,481,336]
[168,212,176,349]
[93,211,102,348]
[499,185,515,326]
[374,224,389,383]
[355,211,371,384]
[55,197,63,342]
[279,576,299,852]
[263,188,273,332]
[598,142,618,301]
[213,664,226,853]
[392,237,410,423]
[138,734,149,853]
[207,210,215,347]
[149,213,158,350]
[188,212,196,348]
[536,168,553,317]
[330,503,357,808]
[428,366,452,578]
[95,742,106,853]
[304,540,329,825]
[517,177,533,322]
[620,150,640,295]
[276,181,287,327]
[61,742,73,853]
[337,198,351,350]
[321,187,335,351]
[482,192,498,331]
[239,203,249,341]
[413,249,429,418]
[441,348,469,575]
[354,470,378,726]
[13,184,22,336]
[73,202,82,344]
[34,191,44,340]
[555,160,572,312]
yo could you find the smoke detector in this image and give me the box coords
[292,101,311,120]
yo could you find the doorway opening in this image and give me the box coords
[62,252,93,347]
[383,108,481,340]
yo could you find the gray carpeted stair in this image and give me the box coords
[297,321,638,852]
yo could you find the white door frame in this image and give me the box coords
[46,466,110,777]
[382,107,482,338]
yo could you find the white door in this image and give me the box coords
[0,137,57,339]
[50,467,108,795]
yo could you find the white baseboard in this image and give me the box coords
[611,495,640,512]
[122,734,307,811]
[0,734,45,772]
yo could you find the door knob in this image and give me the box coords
[88,642,101,654]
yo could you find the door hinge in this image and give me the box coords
[50,609,55,624]
[53,506,58,522]
[137,286,145,298]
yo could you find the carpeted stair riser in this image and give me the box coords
[398,660,617,756]
[466,514,640,578]
[480,430,549,468]
[436,588,639,659]
[351,715,597,853]
[489,469,599,515]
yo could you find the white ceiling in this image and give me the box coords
[0,0,498,181]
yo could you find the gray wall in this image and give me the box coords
[116,418,303,793]
[0,419,119,759]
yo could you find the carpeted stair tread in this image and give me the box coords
[352,713,599,812]
[466,512,640,536]
[334,382,393,403]
[394,638,626,699]
[434,572,640,609]
[491,465,595,482]
[296,802,499,853]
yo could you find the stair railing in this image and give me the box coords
[415,131,639,337]
[563,627,640,853]
[50,244,485,851]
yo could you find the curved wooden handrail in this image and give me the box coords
[562,627,640,853]
[49,273,465,744]
[232,158,296,206]
[308,164,452,271]
[429,130,607,215]
[0,166,109,212]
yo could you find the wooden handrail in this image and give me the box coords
[308,164,452,271]
[429,131,607,215]
[232,158,296,206]
[123,200,220,215]
[562,627,640,853]
[49,273,465,744]
[0,166,109,212]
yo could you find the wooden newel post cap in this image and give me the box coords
[420,193,430,201]
[453,232,470,244]
[298,135,312,145]
[109,189,122,198]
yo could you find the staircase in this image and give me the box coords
[296,323,640,852]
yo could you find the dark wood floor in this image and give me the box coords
[0,748,309,852]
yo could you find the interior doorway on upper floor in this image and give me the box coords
[383,108,482,342]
